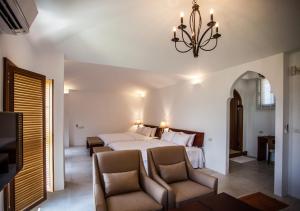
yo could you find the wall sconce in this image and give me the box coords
[160,121,167,128]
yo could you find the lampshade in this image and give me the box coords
[160,121,167,128]
[135,119,142,125]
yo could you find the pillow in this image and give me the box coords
[159,161,188,183]
[172,132,190,146]
[150,127,157,137]
[161,131,176,142]
[180,132,196,147]
[102,170,141,197]
[142,127,152,137]
[136,127,143,134]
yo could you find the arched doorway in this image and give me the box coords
[226,71,276,195]
[229,89,244,158]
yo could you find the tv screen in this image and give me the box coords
[0,112,23,191]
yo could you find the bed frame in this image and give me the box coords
[143,124,205,148]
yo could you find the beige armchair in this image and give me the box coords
[147,146,218,209]
[93,150,167,211]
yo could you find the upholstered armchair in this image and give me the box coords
[147,146,218,209]
[93,150,167,211]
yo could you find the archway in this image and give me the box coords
[226,71,277,194]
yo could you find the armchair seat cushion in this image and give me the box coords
[107,191,162,211]
[170,180,214,207]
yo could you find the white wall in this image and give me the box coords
[66,91,145,146]
[233,79,275,157]
[144,53,288,196]
[0,34,65,199]
[287,51,300,199]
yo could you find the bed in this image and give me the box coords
[107,125,205,170]
[97,125,160,146]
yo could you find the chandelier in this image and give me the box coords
[171,0,221,57]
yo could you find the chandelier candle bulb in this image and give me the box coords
[216,22,219,33]
[210,8,214,21]
[173,26,177,38]
[180,12,184,24]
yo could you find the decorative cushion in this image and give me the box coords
[102,170,141,197]
[159,161,188,183]
[136,127,143,134]
[142,127,152,137]
[172,133,190,146]
[181,132,196,147]
[161,131,176,142]
[150,127,157,137]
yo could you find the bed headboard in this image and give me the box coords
[143,124,161,138]
[168,128,205,148]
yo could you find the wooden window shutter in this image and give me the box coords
[3,58,47,211]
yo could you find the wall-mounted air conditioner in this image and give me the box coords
[0,0,38,34]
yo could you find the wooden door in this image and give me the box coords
[230,89,243,152]
[3,58,46,211]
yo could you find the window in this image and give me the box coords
[257,78,275,109]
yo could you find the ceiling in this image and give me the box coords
[28,0,300,91]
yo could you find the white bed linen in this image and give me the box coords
[108,139,204,169]
[97,132,151,146]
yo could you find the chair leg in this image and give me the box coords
[268,151,271,164]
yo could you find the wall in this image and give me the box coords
[0,34,65,198]
[65,91,145,146]
[287,51,300,198]
[144,53,288,196]
[233,79,275,157]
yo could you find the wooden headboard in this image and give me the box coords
[168,128,205,148]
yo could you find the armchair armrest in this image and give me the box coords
[152,173,175,209]
[94,183,107,211]
[141,176,167,208]
[189,169,218,193]
[93,154,107,211]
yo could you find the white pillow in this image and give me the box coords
[150,128,157,137]
[136,126,144,135]
[180,132,196,147]
[142,127,152,137]
[172,133,190,146]
[161,131,176,142]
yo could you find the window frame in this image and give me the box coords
[256,78,275,110]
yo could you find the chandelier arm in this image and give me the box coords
[180,29,193,48]
[175,42,193,53]
[196,9,202,43]
[199,38,218,51]
[181,28,194,47]
[196,26,213,52]
[200,28,213,47]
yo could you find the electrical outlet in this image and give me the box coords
[208,138,213,142]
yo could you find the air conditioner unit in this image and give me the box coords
[0,0,38,34]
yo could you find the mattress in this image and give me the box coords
[108,139,204,170]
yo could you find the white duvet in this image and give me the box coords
[108,139,204,169]
[97,132,151,146]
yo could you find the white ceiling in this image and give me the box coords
[28,0,300,91]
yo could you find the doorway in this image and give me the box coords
[229,89,244,158]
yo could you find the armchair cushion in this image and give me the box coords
[170,180,214,207]
[107,191,162,211]
[159,161,188,183]
[102,170,141,197]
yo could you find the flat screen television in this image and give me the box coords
[0,112,23,191]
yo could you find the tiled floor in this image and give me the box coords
[32,147,300,211]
